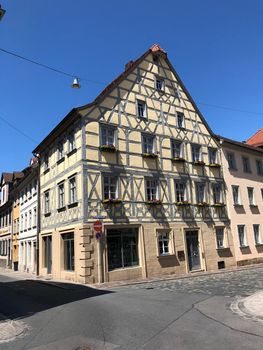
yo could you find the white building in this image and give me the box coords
[18,162,38,273]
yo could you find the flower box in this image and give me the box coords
[196,202,209,207]
[145,199,162,205]
[194,160,206,166]
[142,153,158,159]
[213,203,225,207]
[172,157,186,163]
[102,198,122,204]
[100,144,116,152]
[176,201,191,206]
[209,163,221,168]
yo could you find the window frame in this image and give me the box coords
[145,178,159,201]
[68,130,76,153]
[171,139,183,159]
[176,112,185,129]
[103,175,118,200]
[253,224,262,245]
[57,140,64,162]
[44,190,50,214]
[155,76,165,92]
[256,159,263,176]
[232,185,241,205]
[58,182,65,209]
[69,175,77,205]
[136,99,147,119]
[62,232,75,271]
[215,227,225,249]
[212,183,222,204]
[195,182,206,204]
[142,134,156,155]
[174,180,187,202]
[247,187,255,206]
[227,152,237,170]
[237,225,247,248]
[100,125,116,147]
[208,148,218,165]
[242,156,251,173]
[191,144,202,162]
[157,230,172,256]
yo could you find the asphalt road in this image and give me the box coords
[0,266,263,350]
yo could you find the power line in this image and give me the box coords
[0,47,105,85]
[0,115,37,144]
[197,101,263,116]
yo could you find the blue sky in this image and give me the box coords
[1,0,263,174]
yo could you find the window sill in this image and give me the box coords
[145,200,162,205]
[57,206,66,212]
[157,253,176,258]
[142,153,158,159]
[208,163,221,168]
[62,269,75,273]
[171,157,186,163]
[67,148,77,157]
[234,204,243,207]
[100,145,117,153]
[240,245,249,249]
[193,161,206,166]
[255,243,263,247]
[68,202,78,209]
[57,157,65,165]
[216,247,229,251]
[102,199,122,204]
[178,126,186,130]
[249,204,258,208]
[44,212,51,217]
[43,168,50,175]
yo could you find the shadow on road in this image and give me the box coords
[0,279,113,320]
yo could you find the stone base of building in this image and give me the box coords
[237,257,263,267]
[38,221,236,285]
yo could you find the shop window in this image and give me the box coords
[107,228,139,271]
[62,233,74,271]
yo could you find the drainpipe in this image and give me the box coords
[34,155,41,276]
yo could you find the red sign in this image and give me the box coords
[93,220,103,232]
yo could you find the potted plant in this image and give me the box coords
[100,144,116,152]
[142,152,158,159]
[172,157,186,163]
[102,198,122,204]
[194,160,206,166]
[196,202,209,207]
[175,201,191,206]
[208,163,221,168]
[145,199,162,205]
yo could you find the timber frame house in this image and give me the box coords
[33,44,236,283]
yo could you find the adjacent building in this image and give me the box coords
[220,136,263,266]
[246,128,263,149]
[33,44,236,284]
[17,158,39,273]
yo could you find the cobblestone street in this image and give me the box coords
[128,265,263,297]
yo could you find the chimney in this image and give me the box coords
[125,60,134,70]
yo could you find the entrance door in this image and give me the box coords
[44,236,52,274]
[186,231,200,271]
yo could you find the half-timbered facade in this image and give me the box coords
[34,44,236,283]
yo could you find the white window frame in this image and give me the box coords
[137,99,147,118]
[196,182,205,203]
[68,130,76,153]
[100,125,116,147]
[145,178,159,201]
[232,185,241,205]
[58,182,65,208]
[103,175,118,200]
[247,187,255,206]
[227,152,237,170]
[158,231,170,256]
[242,156,251,173]
[209,148,218,164]
[69,176,77,204]
[155,76,164,91]
[44,190,50,214]
[57,140,64,161]
[215,227,225,249]
[174,181,186,202]
[176,112,185,128]
[44,153,49,171]
[192,144,202,162]
[142,134,155,154]
[253,224,262,245]
[171,140,183,159]
[238,225,247,247]
[212,183,221,204]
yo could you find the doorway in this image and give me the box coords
[186,231,201,271]
[43,236,52,274]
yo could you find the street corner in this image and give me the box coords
[230,290,263,324]
[0,316,30,344]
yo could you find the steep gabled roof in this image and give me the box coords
[1,172,13,184]
[33,44,215,153]
[246,128,263,148]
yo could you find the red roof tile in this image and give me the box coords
[246,128,263,147]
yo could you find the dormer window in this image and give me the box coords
[177,112,185,128]
[155,76,164,91]
[137,100,147,118]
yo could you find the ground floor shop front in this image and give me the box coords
[0,234,12,268]
[38,221,237,284]
[18,237,37,273]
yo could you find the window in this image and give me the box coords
[216,228,225,248]
[58,182,65,208]
[44,153,49,171]
[242,156,251,173]
[253,224,261,245]
[21,214,23,232]
[137,100,147,118]
[33,207,37,227]
[155,76,164,91]
[174,181,186,202]
[68,131,76,152]
[256,160,263,176]
[101,126,115,146]
[232,185,241,205]
[209,148,217,164]
[57,141,64,161]
[192,145,201,162]
[158,231,170,255]
[107,228,139,271]
[171,140,183,159]
[247,187,255,205]
[44,191,50,213]
[212,183,221,204]
[177,112,185,128]
[103,175,117,200]
[261,189,263,200]
[69,176,77,204]
[24,188,27,202]
[142,134,155,154]
[29,184,32,199]
[24,213,27,230]
[227,152,237,170]
[28,210,32,229]
[62,233,74,271]
[146,179,158,201]
[238,225,246,247]
[196,183,205,203]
